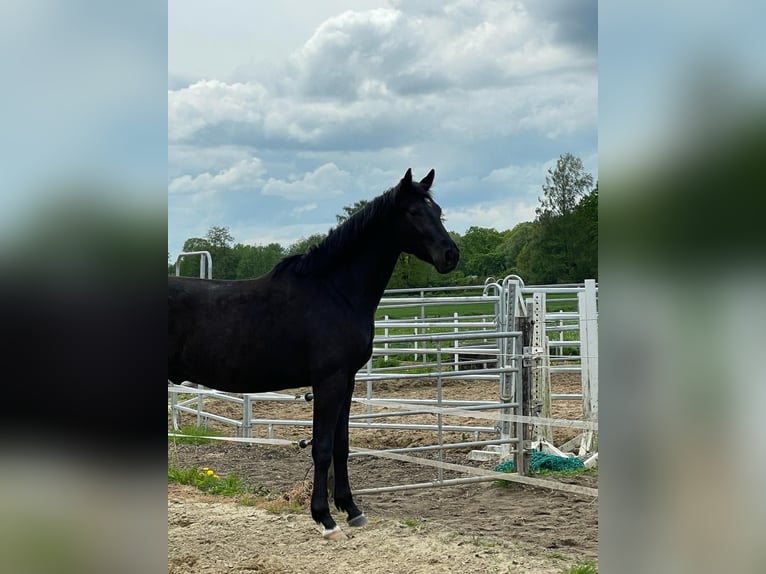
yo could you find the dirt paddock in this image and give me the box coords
[168,375,598,573]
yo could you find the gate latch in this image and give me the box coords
[522,346,545,367]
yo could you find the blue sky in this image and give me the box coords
[168,0,598,259]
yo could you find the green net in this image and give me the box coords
[493,450,585,473]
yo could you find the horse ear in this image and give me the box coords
[419,169,435,191]
[402,168,413,185]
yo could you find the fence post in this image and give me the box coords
[517,300,532,476]
[499,279,518,460]
[558,310,564,356]
[413,316,419,361]
[243,395,252,438]
[531,292,552,442]
[384,315,389,362]
[453,311,459,371]
[578,279,599,453]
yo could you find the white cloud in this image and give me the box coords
[291,202,319,216]
[261,162,352,201]
[168,157,265,196]
[168,80,268,143]
[446,198,537,233]
[168,0,597,257]
[168,1,596,150]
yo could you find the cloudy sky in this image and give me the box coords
[168,0,597,259]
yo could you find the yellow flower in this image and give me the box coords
[202,467,209,472]
[207,469,214,476]
[213,474,220,479]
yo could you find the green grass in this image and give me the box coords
[376,301,495,320]
[168,425,225,444]
[168,465,250,496]
[564,560,597,573]
[546,293,580,313]
[547,551,568,560]
[400,517,423,529]
[471,536,500,548]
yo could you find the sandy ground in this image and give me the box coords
[168,374,598,573]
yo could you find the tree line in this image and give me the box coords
[169,153,597,286]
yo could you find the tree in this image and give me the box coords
[499,222,536,276]
[570,184,598,280]
[234,243,285,279]
[336,200,369,225]
[519,181,598,284]
[204,226,238,279]
[456,226,507,279]
[287,233,327,256]
[536,153,594,218]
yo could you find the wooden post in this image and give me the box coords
[518,303,532,476]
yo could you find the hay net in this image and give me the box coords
[494,450,585,473]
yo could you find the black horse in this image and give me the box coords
[168,168,459,539]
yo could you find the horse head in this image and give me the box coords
[394,168,459,273]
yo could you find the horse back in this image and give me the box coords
[168,273,375,393]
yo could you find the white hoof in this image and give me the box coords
[347,514,368,528]
[322,526,347,541]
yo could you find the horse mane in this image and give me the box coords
[273,180,431,277]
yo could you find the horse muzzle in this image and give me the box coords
[435,244,460,273]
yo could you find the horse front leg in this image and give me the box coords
[310,375,346,540]
[332,377,367,528]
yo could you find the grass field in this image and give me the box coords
[376,301,495,320]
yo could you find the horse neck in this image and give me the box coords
[327,238,401,317]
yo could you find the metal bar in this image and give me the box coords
[355,366,520,382]
[349,438,518,458]
[372,330,521,344]
[353,447,599,498]
[172,405,243,428]
[243,418,496,433]
[353,398,520,411]
[355,475,504,495]
[375,320,497,329]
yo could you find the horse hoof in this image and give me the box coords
[347,514,368,528]
[322,526,347,541]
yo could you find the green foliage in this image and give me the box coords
[234,242,285,279]
[455,226,507,279]
[286,233,327,256]
[471,536,499,548]
[537,153,594,218]
[565,560,597,574]
[372,357,401,368]
[516,184,598,284]
[400,517,423,529]
[376,301,495,320]
[336,199,370,224]
[499,221,536,274]
[167,465,250,496]
[168,425,225,444]
[570,185,598,280]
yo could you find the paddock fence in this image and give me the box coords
[168,260,598,496]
